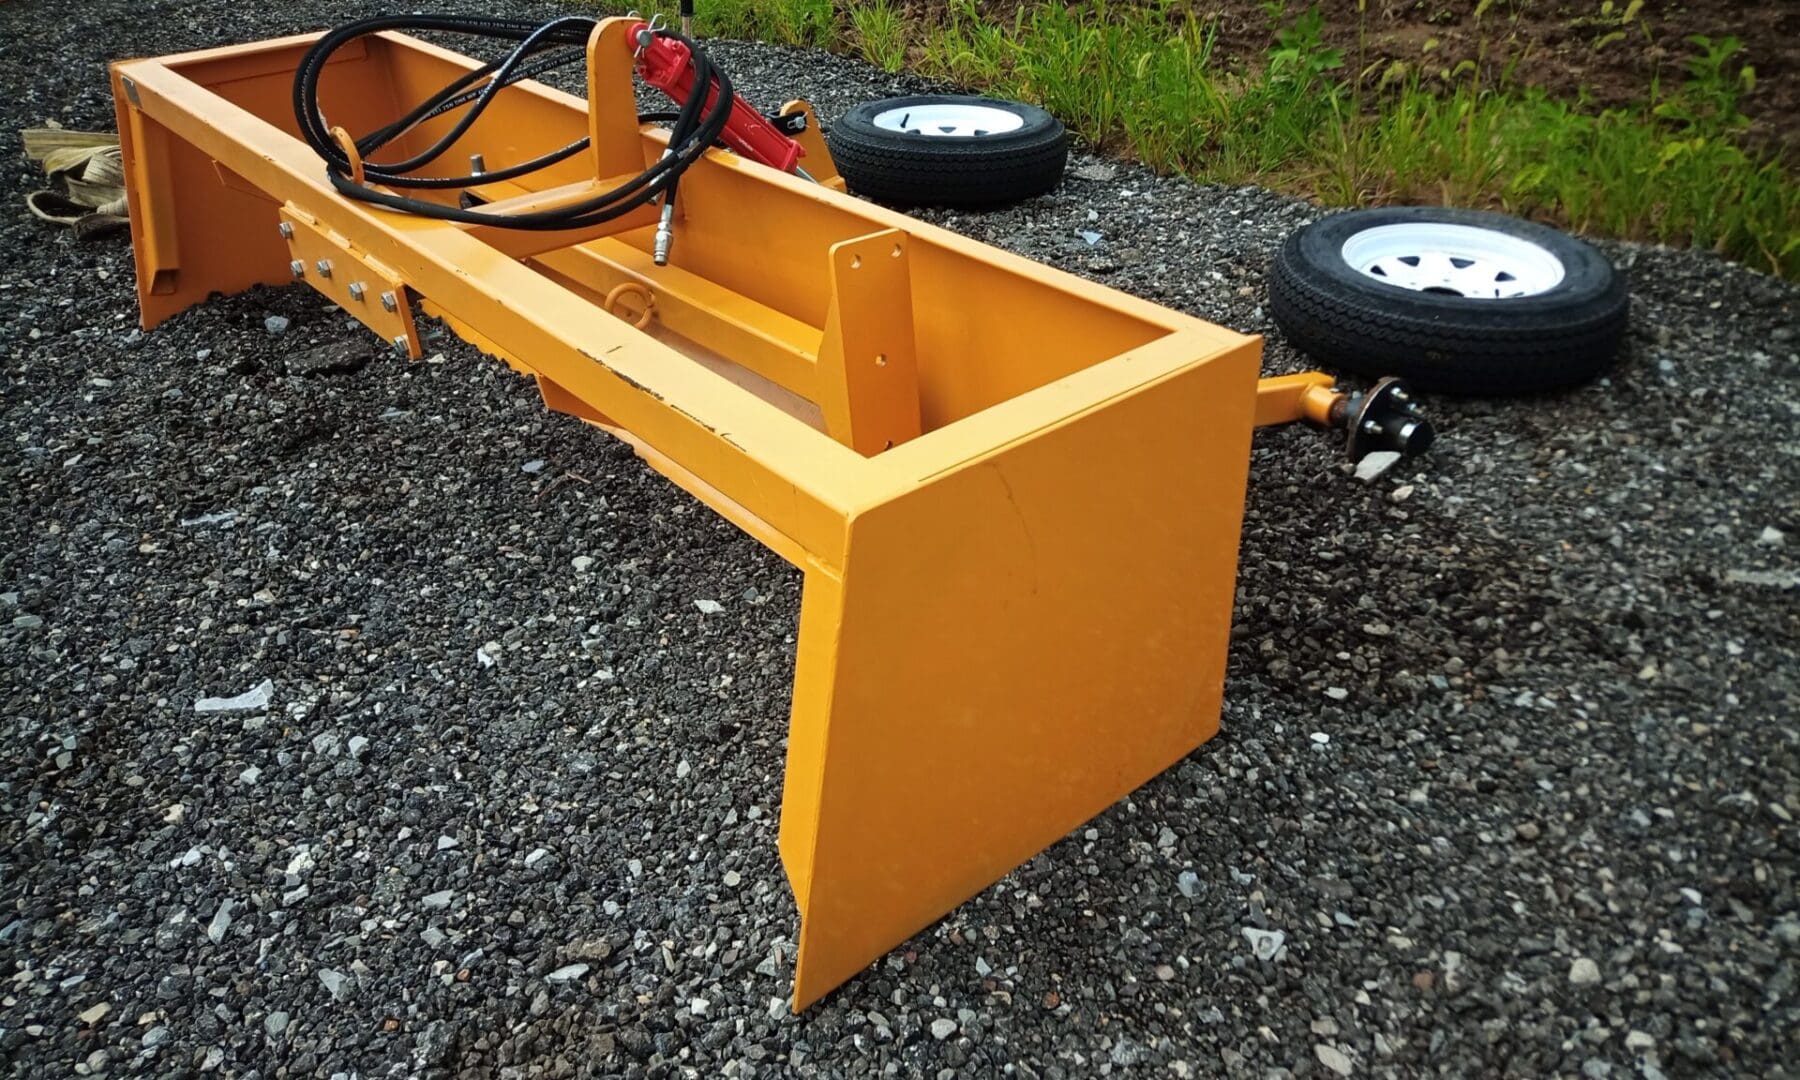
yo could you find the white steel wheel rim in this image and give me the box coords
[871,103,1025,137]
[1339,222,1566,299]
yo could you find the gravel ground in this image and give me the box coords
[4,3,1798,1078]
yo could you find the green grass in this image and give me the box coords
[848,0,907,74]
[615,1,1800,277]
[1309,30,1800,275]
[687,0,833,47]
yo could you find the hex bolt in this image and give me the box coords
[1362,420,1384,436]
[315,259,333,279]
[289,260,306,279]
[278,222,294,240]
[393,335,409,354]
[348,282,367,301]
[1391,388,1410,403]
[380,291,398,312]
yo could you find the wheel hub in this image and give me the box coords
[1339,222,1566,299]
[870,103,1025,138]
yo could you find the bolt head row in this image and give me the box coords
[279,219,404,341]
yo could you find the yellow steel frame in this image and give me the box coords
[112,23,1338,1009]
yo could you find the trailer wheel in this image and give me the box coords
[826,95,1068,208]
[1269,207,1630,396]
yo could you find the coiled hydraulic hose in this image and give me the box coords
[292,14,730,231]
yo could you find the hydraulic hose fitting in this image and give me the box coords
[653,199,676,265]
[652,148,678,266]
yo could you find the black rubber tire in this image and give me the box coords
[1268,207,1630,396]
[826,95,1068,208]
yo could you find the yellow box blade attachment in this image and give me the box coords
[113,23,1299,1010]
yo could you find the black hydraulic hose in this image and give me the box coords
[372,16,593,176]
[292,14,734,231]
[294,14,589,177]
[356,45,583,161]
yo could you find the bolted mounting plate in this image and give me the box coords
[279,205,422,360]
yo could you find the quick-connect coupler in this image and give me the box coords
[653,186,676,265]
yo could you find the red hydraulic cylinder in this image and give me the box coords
[630,24,806,174]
